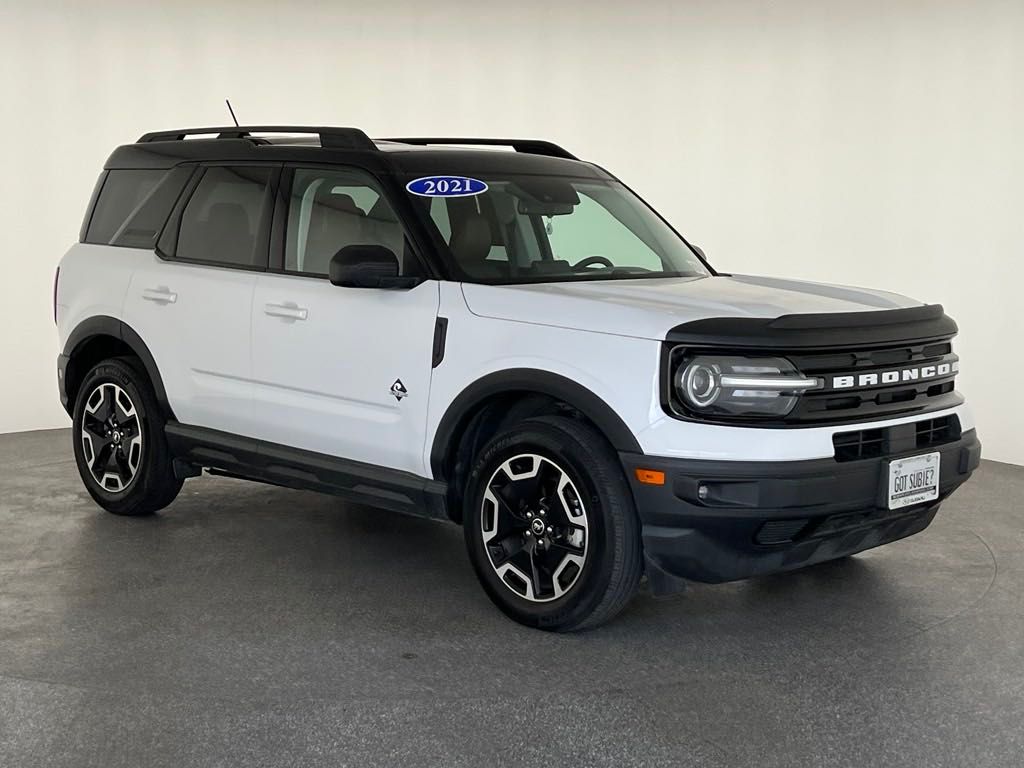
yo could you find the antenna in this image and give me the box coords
[225,99,240,127]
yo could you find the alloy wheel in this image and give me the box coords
[481,453,589,602]
[80,382,143,493]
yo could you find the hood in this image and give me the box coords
[460,274,921,340]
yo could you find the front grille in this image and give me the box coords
[833,415,961,462]
[786,338,960,423]
[663,306,962,427]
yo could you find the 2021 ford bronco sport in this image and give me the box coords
[56,126,981,630]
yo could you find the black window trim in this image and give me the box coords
[268,162,434,283]
[156,161,283,273]
[154,163,202,259]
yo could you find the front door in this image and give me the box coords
[249,166,440,475]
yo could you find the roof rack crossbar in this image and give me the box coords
[381,137,578,161]
[137,126,377,151]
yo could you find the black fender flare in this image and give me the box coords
[63,315,175,418]
[429,368,642,478]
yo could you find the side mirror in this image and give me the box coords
[329,245,417,289]
[692,244,706,259]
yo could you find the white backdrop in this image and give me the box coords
[1,0,1021,464]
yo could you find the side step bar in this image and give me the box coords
[164,422,450,521]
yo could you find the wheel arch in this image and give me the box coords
[430,369,642,522]
[63,316,174,419]
[432,369,642,478]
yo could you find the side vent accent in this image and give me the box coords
[432,317,448,368]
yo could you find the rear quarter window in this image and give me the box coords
[84,167,192,248]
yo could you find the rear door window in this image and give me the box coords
[175,166,276,269]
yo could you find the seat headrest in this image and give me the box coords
[450,215,492,266]
[314,187,363,216]
[206,202,251,234]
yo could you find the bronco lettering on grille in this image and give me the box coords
[831,361,958,390]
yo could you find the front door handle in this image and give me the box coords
[264,302,309,321]
[142,287,177,304]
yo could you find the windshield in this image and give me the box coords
[408,175,710,284]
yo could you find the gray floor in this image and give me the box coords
[0,430,1021,768]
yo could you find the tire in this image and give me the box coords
[463,416,643,631]
[72,358,182,516]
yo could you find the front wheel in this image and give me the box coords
[463,416,643,631]
[72,358,182,516]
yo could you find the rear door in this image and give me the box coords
[249,165,440,474]
[123,164,280,435]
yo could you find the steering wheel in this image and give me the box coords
[572,255,615,271]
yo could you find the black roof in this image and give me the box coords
[105,126,609,179]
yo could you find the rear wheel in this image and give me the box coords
[463,416,642,631]
[72,358,182,516]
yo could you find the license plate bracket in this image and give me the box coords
[887,452,940,510]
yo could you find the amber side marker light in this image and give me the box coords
[634,468,666,486]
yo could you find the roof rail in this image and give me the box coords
[137,126,377,151]
[381,137,578,161]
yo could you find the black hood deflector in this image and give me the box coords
[666,304,957,349]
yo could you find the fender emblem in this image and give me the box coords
[390,379,409,401]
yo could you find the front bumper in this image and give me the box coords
[621,429,980,593]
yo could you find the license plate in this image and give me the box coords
[887,452,940,510]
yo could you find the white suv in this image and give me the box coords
[55,126,981,630]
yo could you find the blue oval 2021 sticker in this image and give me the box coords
[406,176,488,197]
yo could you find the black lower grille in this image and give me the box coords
[755,504,937,549]
[833,427,886,461]
[833,415,961,462]
[916,415,961,447]
[756,519,809,545]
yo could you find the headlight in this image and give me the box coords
[674,355,819,418]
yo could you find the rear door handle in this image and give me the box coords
[264,302,308,321]
[142,287,177,304]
